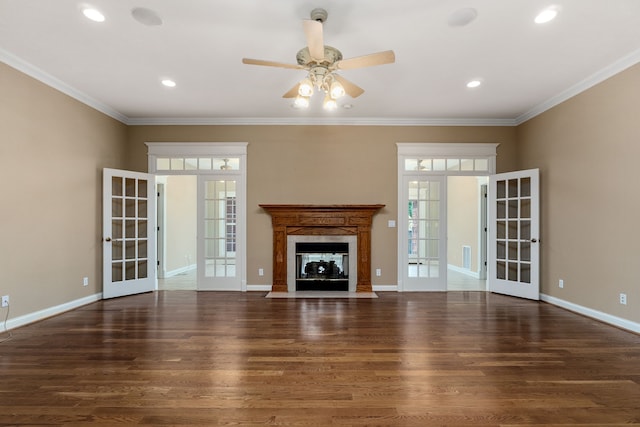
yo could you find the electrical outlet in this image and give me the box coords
[620,293,627,305]
[258,268,264,276]
[1,295,9,308]
[83,277,89,286]
[558,279,564,288]
[376,269,382,277]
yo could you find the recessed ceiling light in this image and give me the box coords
[161,79,176,88]
[466,79,482,88]
[131,7,163,26]
[448,8,478,27]
[82,7,105,22]
[535,6,560,24]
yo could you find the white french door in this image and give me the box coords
[401,175,447,291]
[488,169,540,300]
[197,176,243,290]
[102,168,156,299]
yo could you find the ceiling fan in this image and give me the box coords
[242,8,395,109]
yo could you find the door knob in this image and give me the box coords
[531,238,538,243]
[105,237,112,242]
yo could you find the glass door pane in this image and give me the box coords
[403,176,446,291]
[488,169,539,300]
[198,176,242,291]
[204,180,237,278]
[103,169,156,299]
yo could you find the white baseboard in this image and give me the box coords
[247,284,272,292]
[541,293,640,334]
[373,285,398,292]
[447,264,480,279]
[164,264,197,278]
[4,293,102,332]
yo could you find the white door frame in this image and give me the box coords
[397,143,498,292]
[146,142,248,291]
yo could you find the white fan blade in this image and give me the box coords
[334,50,395,70]
[282,83,300,98]
[242,58,304,70]
[303,20,324,61]
[333,74,365,98]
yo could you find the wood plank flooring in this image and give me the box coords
[1,291,639,426]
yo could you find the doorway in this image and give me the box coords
[146,142,248,292]
[157,175,197,290]
[446,176,487,291]
[396,143,498,292]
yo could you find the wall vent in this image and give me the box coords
[462,245,472,270]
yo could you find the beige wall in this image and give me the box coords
[0,63,127,319]
[517,63,640,323]
[163,175,197,274]
[447,176,484,272]
[9,55,637,329]
[127,126,517,286]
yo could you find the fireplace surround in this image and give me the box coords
[260,204,384,292]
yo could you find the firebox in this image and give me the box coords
[295,242,349,291]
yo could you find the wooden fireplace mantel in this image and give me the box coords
[260,204,385,292]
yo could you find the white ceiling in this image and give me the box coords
[1,0,640,125]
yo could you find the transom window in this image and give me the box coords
[155,157,240,171]
[404,157,489,172]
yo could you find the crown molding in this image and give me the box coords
[0,48,129,124]
[4,45,639,128]
[516,47,640,125]
[125,116,517,126]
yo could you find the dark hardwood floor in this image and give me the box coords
[1,291,639,426]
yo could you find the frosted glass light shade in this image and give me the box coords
[298,79,314,97]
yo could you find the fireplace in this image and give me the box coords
[288,235,357,292]
[260,204,384,292]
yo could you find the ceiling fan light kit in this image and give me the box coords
[242,8,395,111]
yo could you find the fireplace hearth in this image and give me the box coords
[260,204,384,292]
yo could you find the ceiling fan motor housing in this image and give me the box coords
[296,46,343,67]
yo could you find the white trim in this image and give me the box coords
[146,142,249,159]
[129,117,517,127]
[397,142,499,157]
[5,293,102,332]
[541,294,640,335]
[0,48,128,123]
[373,285,399,292]
[164,264,197,278]
[247,284,273,291]
[516,48,640,124]
[448,264,480,279]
